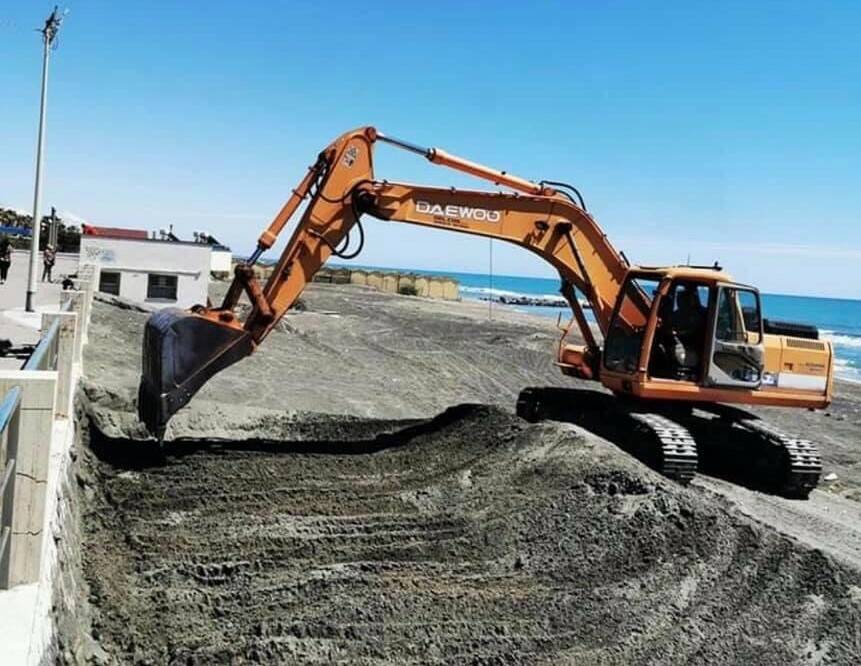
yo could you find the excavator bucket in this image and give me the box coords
[138,309,254,439]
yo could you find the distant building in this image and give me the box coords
[81,223,148,240]
[192,231,232,278]
[80,225,210,308]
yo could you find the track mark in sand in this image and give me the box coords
[66,405,861,665]
[695,475,861,570]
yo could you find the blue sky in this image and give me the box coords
[1,2,859,298]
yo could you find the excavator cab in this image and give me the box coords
[601,268,767,397]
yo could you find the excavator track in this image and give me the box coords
[516,388,699,485]
[734,417,822,498]
[516,388,822,497]
[663,404,822,499]
[627,412,699,485]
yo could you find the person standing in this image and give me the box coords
[0,236,11,285]
[42,244,56,282]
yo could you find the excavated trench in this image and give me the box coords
[57,401,861,665]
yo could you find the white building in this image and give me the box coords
[80,233,211,309]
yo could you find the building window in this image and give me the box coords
[99,271,121,296]
[147,273,178,301]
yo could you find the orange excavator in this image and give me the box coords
[138,127,833,497]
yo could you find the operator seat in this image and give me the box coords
[671,285,706,379]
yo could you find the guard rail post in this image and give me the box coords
[0,371,57,587]
[75,264,99,345]
[59,290,85,364]
[73,279,91,345]
[40,312,77,418]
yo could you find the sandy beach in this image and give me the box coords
[46,282,861,664]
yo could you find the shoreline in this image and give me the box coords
[329,262,861,303]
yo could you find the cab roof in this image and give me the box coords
[631,265,735,283]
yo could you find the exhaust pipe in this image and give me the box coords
[138,308,254,440]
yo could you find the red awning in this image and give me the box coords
[82,224,148,240]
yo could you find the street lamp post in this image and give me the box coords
[26,7,64,312]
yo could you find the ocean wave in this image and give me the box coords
[832,354,861,383]
[461,286,563,301]
[821,331,861,349]
[835,367,861,384]
[461,286,523,298]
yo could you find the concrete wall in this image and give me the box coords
[80,237,210,309]
[46,419,100,665]
[0,265,96,664]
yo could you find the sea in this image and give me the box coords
[340,265,861,384]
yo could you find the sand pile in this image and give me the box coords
[61,405,861,665]
[55,285,861,663]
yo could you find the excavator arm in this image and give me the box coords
[138,127,630,438]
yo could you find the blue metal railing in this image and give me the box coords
[0,385,23,588]
[21,298,72,371]
[23,317,60,371]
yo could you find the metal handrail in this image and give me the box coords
[23,316,60,370]
[0,528,9,580]
[21,298,71,371]
[0,456,15,500]
[0,386,22,435]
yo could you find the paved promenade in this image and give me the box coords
[0,250,80,369]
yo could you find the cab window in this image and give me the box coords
[716,288,762,344]
[649,280,711,380]
[604,277,659,374]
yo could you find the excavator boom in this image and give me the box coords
[139,127,628,436]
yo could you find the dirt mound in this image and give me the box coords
[66,405,861,665]
[78,381,424,444]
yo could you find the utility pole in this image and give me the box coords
[26,6,65,312]
[488,238,493,320]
